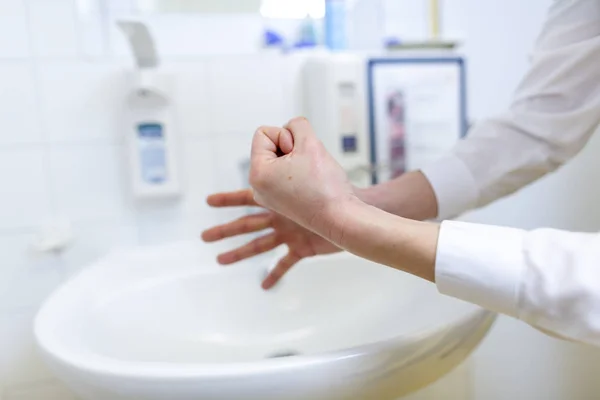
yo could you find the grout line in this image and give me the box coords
[32,64,56,218]
[69,0,87,63]
[0,139,125,150]
[0,227,36,237]
[23,0,59,223]
[21,0,35,58]
[0,215,137,238]
[0,134,250,150]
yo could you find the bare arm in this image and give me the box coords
[324,197,439,282]
[357,171,438,221]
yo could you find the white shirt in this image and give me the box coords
[421,0,600,346]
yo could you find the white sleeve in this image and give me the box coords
[422,0,600,220]
[436,220,600,347]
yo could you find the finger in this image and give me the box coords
[201,213,272,242]
[217,233,282,265]
[206,189,258,207]
[251,126,294,163]
[259,126,294,155]
[278,128,294,154]
[262,252,302,290]
[284,117,314,146]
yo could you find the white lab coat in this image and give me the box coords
[421,0,600,346]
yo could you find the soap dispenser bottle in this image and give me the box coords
[119,21,181,199]
[128,74,180,198]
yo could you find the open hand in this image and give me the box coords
[201,189,341,289]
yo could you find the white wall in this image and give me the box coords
[1,0,600,399]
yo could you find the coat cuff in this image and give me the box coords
[435,220,527,318]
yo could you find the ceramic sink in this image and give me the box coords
[34,241,495,400]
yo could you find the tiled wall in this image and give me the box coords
[0,1,301,397]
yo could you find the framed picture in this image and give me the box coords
[367,58,468,184]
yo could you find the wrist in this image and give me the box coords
[353,185,378,207]
[319,195,369,247]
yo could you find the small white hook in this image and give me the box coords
[31,218,74,255]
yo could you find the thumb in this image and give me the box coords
[284,117,316,147]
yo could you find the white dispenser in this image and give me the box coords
[302,54,372,188]
[118,21,181,199]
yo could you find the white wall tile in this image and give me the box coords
[180,138,215,214]
[47,143,129,223]
[4,380,78,400]
[77,0,107,59]
[213,135,253,193]
[205,55,287,135]
[0,62,40,144]
[28,0,78,58]
[0,311,54,388]
[0,0,30,59]
[134,202,190,246]
[178,137,226,251]
[61,221,138,277]
[133,205,215,248]
[169,61,210,139]
[0,147,49,231]
[38,61,128,143]
[281,53,309,119]
[133,201,218,247]
[0,233,63,313]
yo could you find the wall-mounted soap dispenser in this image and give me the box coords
[118,21,181,199]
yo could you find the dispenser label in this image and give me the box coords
[138,122,168,184]
[342,135,357,153]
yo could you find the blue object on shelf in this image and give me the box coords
[325,0,347,50]
[293,41,317,49]
[384,37,402,48]
[264,30,284,47]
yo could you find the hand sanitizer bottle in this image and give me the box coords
[127,72,181,199]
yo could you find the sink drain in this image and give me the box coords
[266,350,299,359]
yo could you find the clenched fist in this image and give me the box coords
[249,117,356,234]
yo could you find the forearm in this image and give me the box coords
[321,197,440,282]
[356,171,439,221]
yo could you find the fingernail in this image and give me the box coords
[262,274,275,290]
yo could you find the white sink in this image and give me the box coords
[34,241,495,400]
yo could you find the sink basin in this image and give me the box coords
[34,241,495,400]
